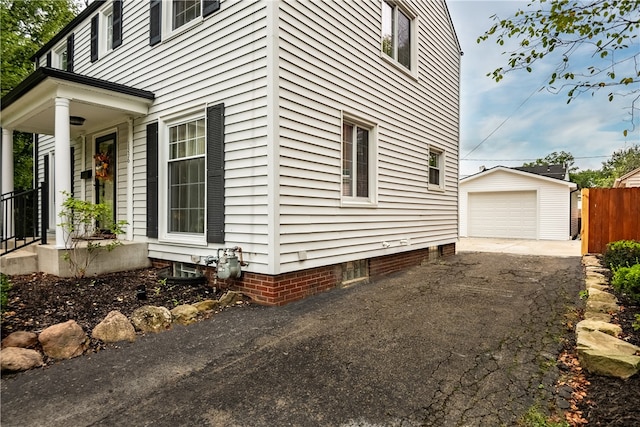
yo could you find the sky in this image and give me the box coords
[446,1,640,178]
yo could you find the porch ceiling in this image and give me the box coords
[1,67,155,138]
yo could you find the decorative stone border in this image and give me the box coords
[0,291,245,373]
[577,255,640,379]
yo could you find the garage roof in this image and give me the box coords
[461,166,577,189]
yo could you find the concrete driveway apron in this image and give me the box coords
[1,252,583,426]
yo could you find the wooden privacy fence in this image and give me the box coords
[581,188,640,255]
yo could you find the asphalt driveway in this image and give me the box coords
[1,252,583,426]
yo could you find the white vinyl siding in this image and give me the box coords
[33,0,460,275]
[276,0,460,273]
[460,169,576,241]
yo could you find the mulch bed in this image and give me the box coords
[1,267,639,425]
[1,268,248,367]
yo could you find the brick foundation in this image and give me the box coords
[150,242,456,306]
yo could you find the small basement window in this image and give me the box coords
[173,262,200,278]
[342,259,369,284]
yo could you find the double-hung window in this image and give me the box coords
[55,45,68,70]
[150,0,220,46]
[173,0,201,30]
[429,150,444,188]
[342,118,376,203]
[168,118,206,234]
[382,1,414,71]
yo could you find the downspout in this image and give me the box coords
[126,117,134,241]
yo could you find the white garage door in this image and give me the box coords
[468,191,537,239]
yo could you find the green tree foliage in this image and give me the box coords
[478,0,640,133]
[526,145,640,188]
[522,150,577,171]
[600,144,640,185]
[1,0,78,189]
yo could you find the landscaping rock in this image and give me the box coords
[131,306,172,333]
[1,331,38,349]
[170,305,199,326]
[577,330,640,356]
[92,311,136,343]
[584,277,609,290]
[193,299,219,312]
[576,319,622,337]
[585,271,607,281]
[0,347,44,372]
[583,312,612,323]
[38,320,89,360]
[587,288,618,304]
[218,291,243,307]
[582,255,601,267]
[578,349,640,379]
[585,299,619,314]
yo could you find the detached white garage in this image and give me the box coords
[460,166,578,240]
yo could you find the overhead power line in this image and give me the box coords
[462,155,611,162]
[461,85,544,160]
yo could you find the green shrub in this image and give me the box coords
[0,273,11,312]
[611,264,640,303]
[603,240,640,269]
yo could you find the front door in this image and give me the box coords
[95,133,116,230]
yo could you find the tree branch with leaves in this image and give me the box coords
[478,0,640,135]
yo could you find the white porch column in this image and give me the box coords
[1,128,15,237]
[54,97,72,248]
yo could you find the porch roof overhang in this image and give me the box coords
[1,67,155,138]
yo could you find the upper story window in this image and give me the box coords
[150,0,220,46]
[429,150,444,189]
[91,1,122,62]
[105,8,114,52]
[382,1,414,71]
[55,45,68,70]
[173,0,201,30]
[342,116,377,204]
[52,34,74,71]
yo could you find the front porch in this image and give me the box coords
[1,239,150,277]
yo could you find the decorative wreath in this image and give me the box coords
[94,152,111,181]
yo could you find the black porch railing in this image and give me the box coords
[1,183,48,255]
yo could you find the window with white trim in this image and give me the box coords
[429,150,444,188]
[104,7,114,53]
[342,118,376,203]
[382,1,414,71]
[168,118,206,234]
[173,0,201,30]
[54,44,68,70]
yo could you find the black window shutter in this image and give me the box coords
[112,0,123,49]
[203,0,220,17]
[206,104,225,243]
[46,52,52,67]
[90,15,99,62]
[66,34,74,72]
[146,122,159,238]
[149,0,161,46]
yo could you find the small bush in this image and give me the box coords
[611,264,640,303]
[0,273,11,312]
[603,240,640,269]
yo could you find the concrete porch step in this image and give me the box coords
[1,248,39,276]
[1,241,150,277]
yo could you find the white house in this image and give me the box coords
[613,167,640,188]
[459,166,579,241]
[1,0,461,305]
